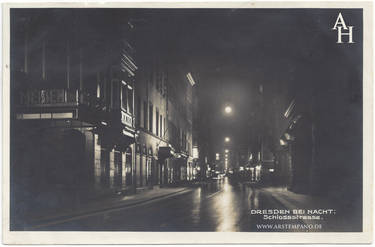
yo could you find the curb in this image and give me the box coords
[26,187,192,230]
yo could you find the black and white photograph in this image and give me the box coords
[2,1,373,244]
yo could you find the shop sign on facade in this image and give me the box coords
[121,110,133,127]
[19,89,78,106]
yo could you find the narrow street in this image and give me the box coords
[34,178,317,232]
[10,8,364,236]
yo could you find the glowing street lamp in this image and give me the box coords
[225,149,229,153]
[224,106,232,114]
[225,137,230,142]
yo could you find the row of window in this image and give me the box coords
[149,66,167,98]
[136,98,166,139]
[135,96,191,154]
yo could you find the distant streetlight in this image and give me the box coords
[225,137,230,142]
[225,149,229,153]
[224,106,232,114]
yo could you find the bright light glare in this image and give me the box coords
[224,106,232,114]
[225,137,230,142]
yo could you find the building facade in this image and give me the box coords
[134,50,196,188]
[11,10,138,222]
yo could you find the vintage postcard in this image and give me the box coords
[2,1,373,244]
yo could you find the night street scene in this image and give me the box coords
[10,8,363,232]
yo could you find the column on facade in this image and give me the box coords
[135,148,141,187]
[109,149,115,188]
[122,152,127,188]
[94,134,101,186]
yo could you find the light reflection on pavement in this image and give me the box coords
[35,178,317,232]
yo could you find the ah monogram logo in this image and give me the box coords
[332,13,354,44]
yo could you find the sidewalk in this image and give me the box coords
[26,186,192,229]
[260,187,362,231]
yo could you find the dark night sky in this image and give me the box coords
[131,8,362,156]
[13,8,363,159]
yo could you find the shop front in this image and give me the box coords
[97,124,135,194]
[158,146,175,186]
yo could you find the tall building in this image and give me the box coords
[11,9,138,220]
[260,33,362,201]
[134,50,196,188]
[131,15,197,188]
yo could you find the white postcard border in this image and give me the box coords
[2,1,373,244]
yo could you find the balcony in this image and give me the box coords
[15,88,107,124]
[107,109,135,139]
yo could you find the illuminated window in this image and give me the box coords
[127,85,133,114]
[96,81,101,98]
[121,83,127,110]
[121,81,133,114]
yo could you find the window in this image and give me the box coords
[156,109,159,136]
[160,114,163,138]
[143,101,147,129]
[121,83,128,110]
[127,85,133,114]
[136,96,141,127]
[164,117,166,138]
[96,72,105,100]
[121,82,133,114]
[45,37,66,88]
[182,131,185,151]
[96,80,101,98]
[28,37,43,81]
[42,41,46,80]
[149,103,153,133]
